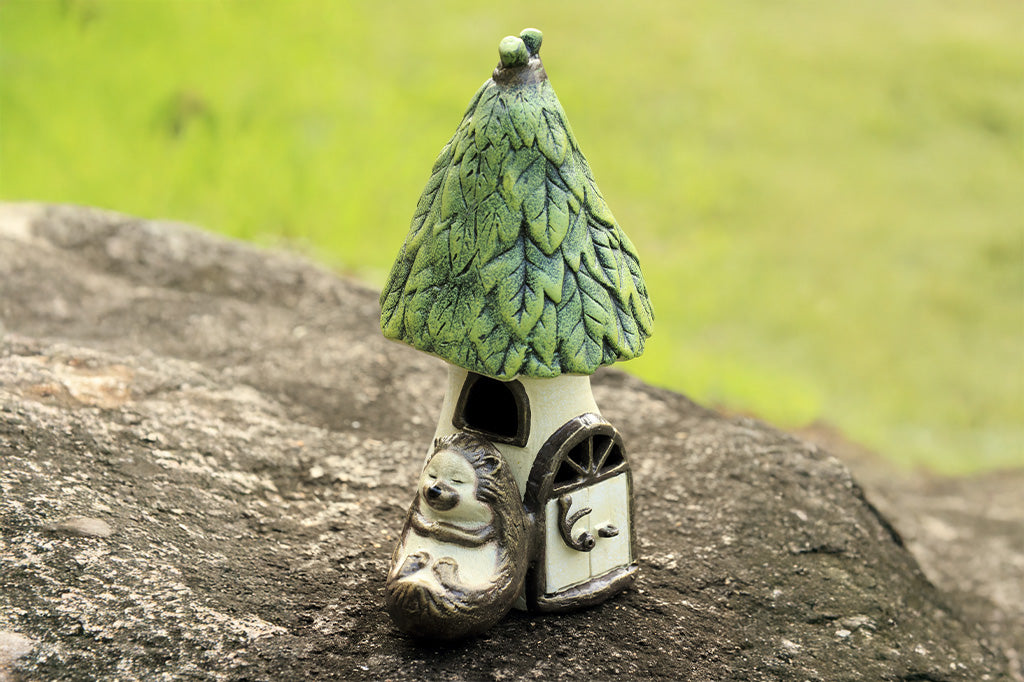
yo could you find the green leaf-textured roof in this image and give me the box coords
[380,30,653,380]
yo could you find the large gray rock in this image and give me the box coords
[0,204,1018,681]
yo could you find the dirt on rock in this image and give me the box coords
[0,204,1020,681]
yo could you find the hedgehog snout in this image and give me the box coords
[425,481,459,512]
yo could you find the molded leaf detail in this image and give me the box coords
[380,66,653,380]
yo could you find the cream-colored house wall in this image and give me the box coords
[432,364,601,498]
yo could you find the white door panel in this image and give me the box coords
[589,474,631,576]
[544,474,631,594]
[544,489,590,592]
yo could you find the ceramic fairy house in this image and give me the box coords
[381,28,653,636]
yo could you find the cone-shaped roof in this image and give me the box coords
[380,29,653,381]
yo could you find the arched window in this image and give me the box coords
[453,373,530,447]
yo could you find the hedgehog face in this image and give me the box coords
[420,449,492,525]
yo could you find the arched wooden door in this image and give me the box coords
[523,413,638,612]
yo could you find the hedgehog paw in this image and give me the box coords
[396,551,431,578]
[432,556,465,591]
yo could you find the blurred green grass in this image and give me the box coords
[1,0,1021,473]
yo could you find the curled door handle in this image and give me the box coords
[557,495,595,552]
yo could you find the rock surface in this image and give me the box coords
[0,204,1019,681]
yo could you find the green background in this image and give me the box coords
[2,0,1021,473]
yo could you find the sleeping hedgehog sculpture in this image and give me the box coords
[385,434,528,639]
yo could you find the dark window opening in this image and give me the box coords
[464,379,517,438]
[567,440,591,472]
[554,453,586,485]
[453,373,530,447]
[600,442,624,471]
[552,434,625,488]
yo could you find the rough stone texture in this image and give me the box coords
[845,462,1024,682]
[0,204,1019,681]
